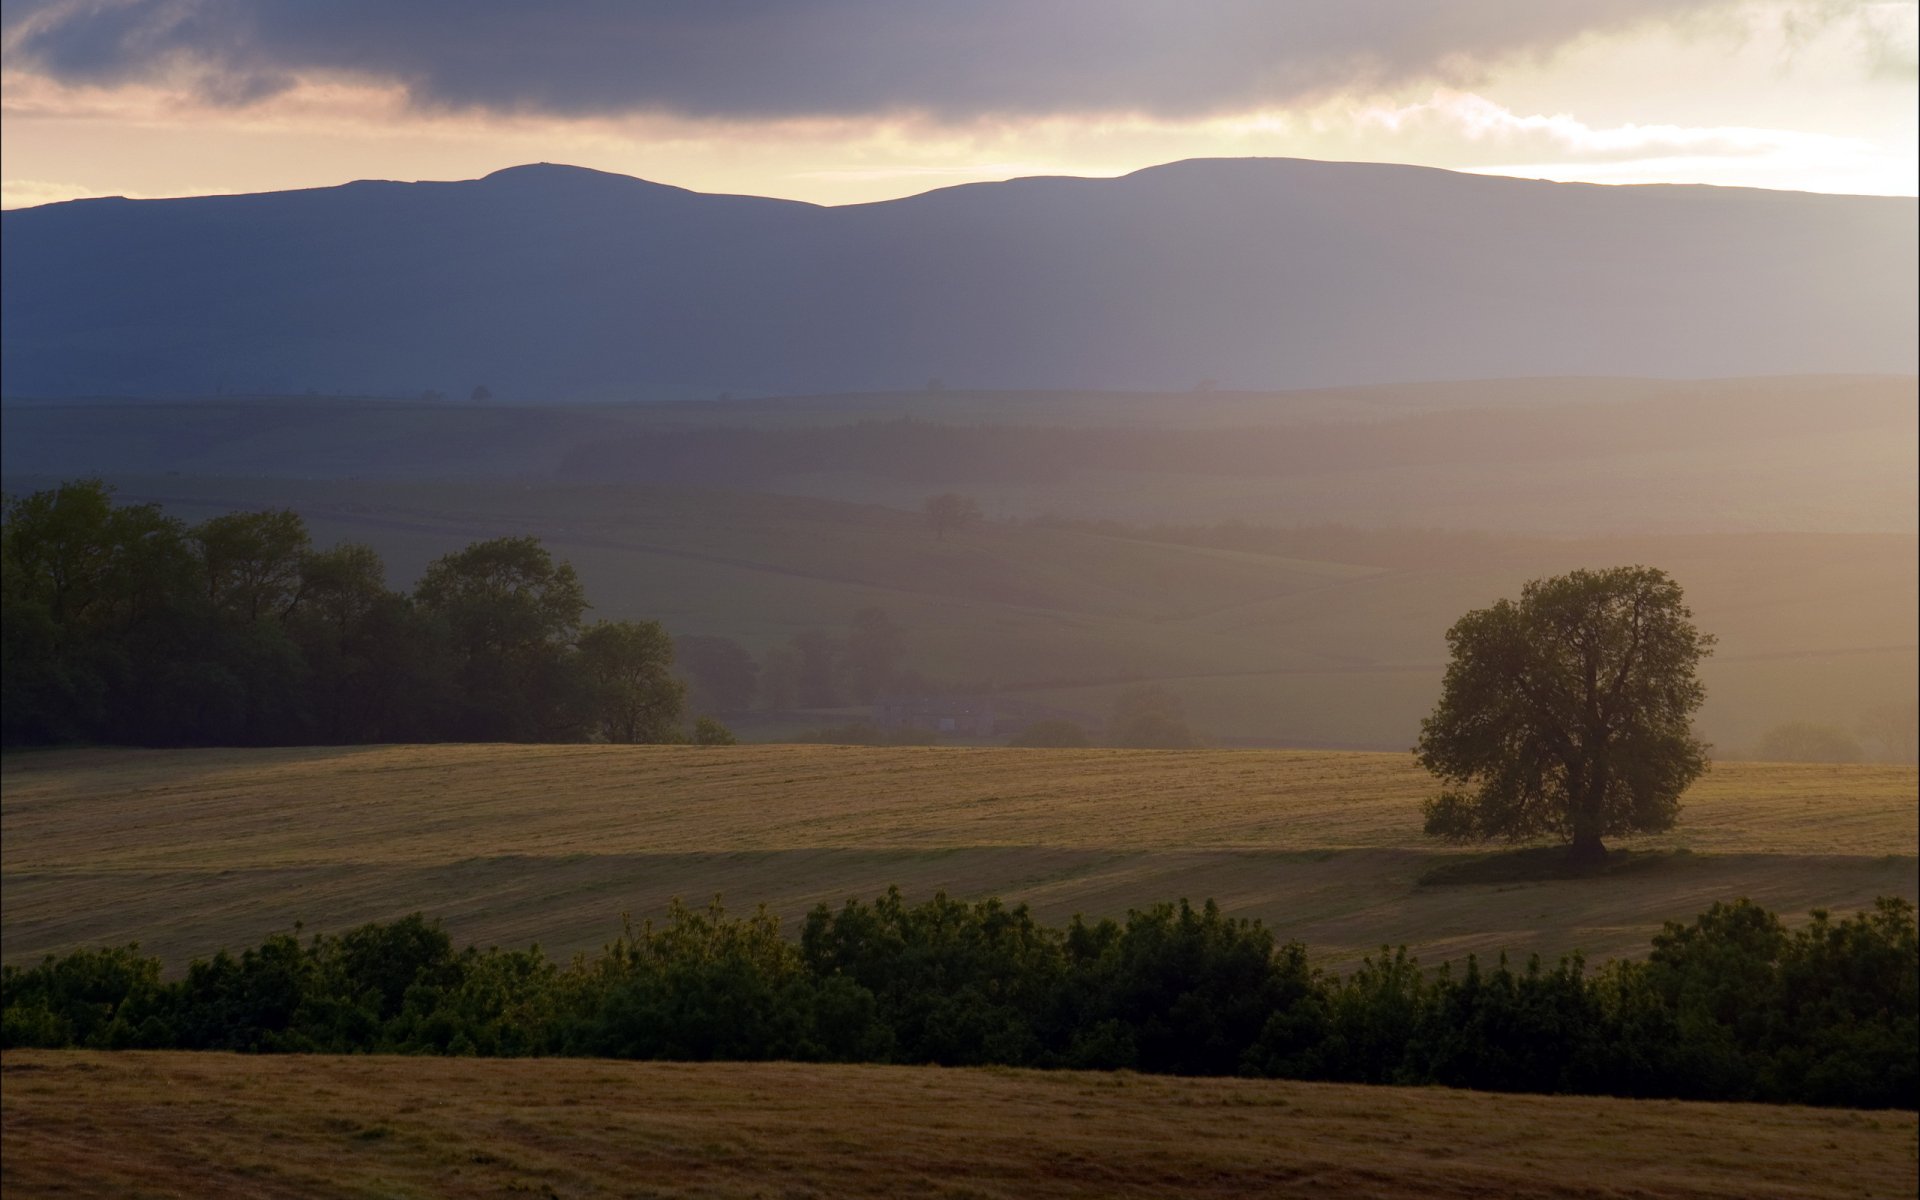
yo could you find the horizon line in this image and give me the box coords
[7,154,1917,213]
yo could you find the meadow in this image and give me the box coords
[3,1051,1915,1199]
[4,745,1912,971]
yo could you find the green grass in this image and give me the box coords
[4,745,1912,972]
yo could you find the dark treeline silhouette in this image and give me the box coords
[4,893,1910,1110]
[0,480,691,746]
[0,479,954,746]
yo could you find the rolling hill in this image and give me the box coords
[4,1052,1914,1199]
[6,375,1913,535]
[3,470,1907,751]
[5,745,1912,972]
[4,158,1914,399]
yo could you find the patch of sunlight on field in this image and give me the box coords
[3,746,1913,971]
[4,745,1912,869]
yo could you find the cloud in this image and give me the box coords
[0,178,242,208]
[1782,0,1920,77]
[2,0,1761,121]
[0,179,111,208]
[1356,90,1878,165]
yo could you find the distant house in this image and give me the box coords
[872,696,999,738]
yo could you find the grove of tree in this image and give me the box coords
[1,480,706,748]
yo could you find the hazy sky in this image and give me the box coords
[2,1,1914,209]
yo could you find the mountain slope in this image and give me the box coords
[3,159,1913,399]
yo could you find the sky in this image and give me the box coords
[1,1,1914,210]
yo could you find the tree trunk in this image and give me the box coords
[1567,769,1608,865]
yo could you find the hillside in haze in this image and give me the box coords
[3,159,1914,400]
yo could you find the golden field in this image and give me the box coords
[3,1051,1916,1200]
[3,745,1913,970]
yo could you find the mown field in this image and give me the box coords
[3,1051,1915,1199]
[4,745,1912,972]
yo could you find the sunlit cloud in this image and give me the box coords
[1333,89,1912,193]
[1355,90,1872,163]
[0,178,127,207]
[0,1,1911,206]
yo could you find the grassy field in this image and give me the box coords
[4,745,1912,971]
[4,1051,1915,1199]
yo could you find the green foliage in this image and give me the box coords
[416,536,588,741]
[0,481,696,748]
[192,509,311,624]
[692,716,737,745]
[577,620,685,743]
[1417,566,1713,859]
[7,894,1909,1109]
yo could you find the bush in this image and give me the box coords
[4,895,1912,1109]
[692,716,737,745]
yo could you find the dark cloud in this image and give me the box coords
[4,0,1749,120]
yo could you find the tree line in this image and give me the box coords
[0,480,1209,747]
[4,893,1910,1110]
[1,480,713,747]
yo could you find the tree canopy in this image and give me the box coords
[1415,565,1713,861]
[1,481,691,748]
[577,619,683,744]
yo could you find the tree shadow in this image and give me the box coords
[1416,845,1697,887]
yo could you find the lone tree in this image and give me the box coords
[1415,565,1713,863]
[923,493,982,540]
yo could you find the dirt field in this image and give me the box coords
[1,1051,1912,1200]
[4,745,1912,971]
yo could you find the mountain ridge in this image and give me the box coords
[4,156,1912,400]
[18,156,1914,214]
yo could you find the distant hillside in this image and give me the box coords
[5,473,1909,751]
[3,158,1913,399]
[7,377,1913,534]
